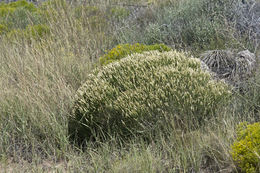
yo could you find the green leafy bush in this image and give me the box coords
[0,0,41,30]
[115,0,253,53]
[99,43,171,65]
[0,24,8,35]
[231,122,260,173]
[25,24,51,39]
[6,24,50,40]
[69,50,231,141]
[0,0,36,16]
[109,7,130,20]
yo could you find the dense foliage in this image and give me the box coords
[70,51,231,141]
[115,0,259,53]
[99,43,171,65]
[231,122,260,173]
[0,0,52,41]
[0,0,39,31]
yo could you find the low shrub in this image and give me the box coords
[69,50,231,142]
[25,24,51,39]
[109,7,130,20]
[6,24,50,40]
[0,0,41,30]
[114,0,257,54]
[0,24,8,35]
[0,0,36,16]
[99,43,171,65]
[231,122,260,173]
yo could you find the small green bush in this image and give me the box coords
[99,43,171,65]
[109,7,130,20]
[70,50,231,141]
[0,24,8,35]
[0,0,36,17]
[231,122,260,173]
[6,24,50,40]
[0,0,43,31]
[25,24,51,39]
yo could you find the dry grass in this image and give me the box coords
[201,49,257,89]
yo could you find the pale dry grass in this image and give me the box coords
[0,0,107,162]
[201,49,257,90]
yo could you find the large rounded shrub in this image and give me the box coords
[99,43,171,66]
[69,51,231,141]
[231,122,260,173]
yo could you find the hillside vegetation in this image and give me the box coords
[0,0,259,172]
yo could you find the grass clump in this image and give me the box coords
[200,49,257,89]
[231,122,260,173]
[70,50,231,142]
[99,43,171,65]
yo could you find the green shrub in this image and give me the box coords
[115,0,252,53]
[109,7,130,20]
[231,122,260,173]
[0,0,36,17]
[6,24,50,40]
[5,0,36,11]
[99,43,171,65]
[69,50,231,141]
[72,4,109,34]
[0,24,8,35]
[0,0,42,31]
[25,24,51,39]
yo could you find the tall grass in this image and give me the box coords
[0,0,259,172]
[0,0,106,161]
